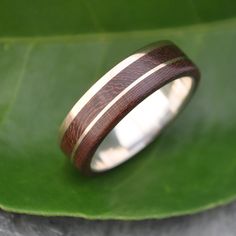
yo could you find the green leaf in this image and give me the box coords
[0,1,236,219]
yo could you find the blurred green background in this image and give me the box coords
[0,0,236,36]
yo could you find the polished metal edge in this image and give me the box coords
[59,41,173,142]
[71,56,186,160]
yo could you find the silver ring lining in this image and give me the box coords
[91,76,194,172]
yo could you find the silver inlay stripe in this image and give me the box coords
[71,56,185,159]
[59,44,168,140]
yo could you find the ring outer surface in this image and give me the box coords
[59,41,200,175]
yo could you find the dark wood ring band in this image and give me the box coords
[59,41,200,175]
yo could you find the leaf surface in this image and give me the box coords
[0,1,236,219]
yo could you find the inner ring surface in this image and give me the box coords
[91,76,194,172]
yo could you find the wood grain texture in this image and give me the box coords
[61,44,185,156]
[60,42,200,175]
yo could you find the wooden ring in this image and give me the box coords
[59,41,200,175]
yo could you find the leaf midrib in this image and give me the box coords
[0,44,34,129]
